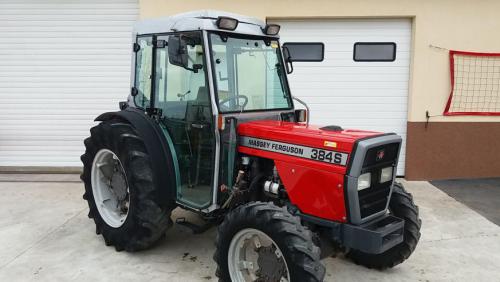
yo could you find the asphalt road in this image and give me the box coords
[431,177,500,226]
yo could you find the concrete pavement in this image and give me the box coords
[0,176,499,281]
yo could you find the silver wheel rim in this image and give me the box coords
[91,149,130,228]
[228,228,290,282]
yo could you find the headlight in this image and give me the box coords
[263,24,280,35]
[357,172,371,191]
[380,167,393,183]
[216,16,239,31]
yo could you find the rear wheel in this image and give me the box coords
[214,202,325,282]
[81,119,173,251]
[347,182,421,269]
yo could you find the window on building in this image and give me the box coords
[353,42,396,62]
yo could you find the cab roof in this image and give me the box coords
[133,10,277,38]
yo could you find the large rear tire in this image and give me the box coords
[347,182,421,269]
[214,202,325,282]
[81,119,173,252]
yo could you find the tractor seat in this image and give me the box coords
[185,86,211,123]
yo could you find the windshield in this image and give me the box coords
[209,33,292,113]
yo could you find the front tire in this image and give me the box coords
[81,119,173,252]
[214,202,325,282]
[347,182,422,269]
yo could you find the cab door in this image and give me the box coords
[153,32,216,209]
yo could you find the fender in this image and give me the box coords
[95,107,177,209]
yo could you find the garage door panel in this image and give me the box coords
[0,43,128,51]
[276,20,409,29]
[309,111,407,119]
[324,50,410,57]
[289,73,409,82]
[291,81,408,90]
[0,141,82,147]
[289,60,410,68]
[1,150,87,156]
[307,98,407,106]
[297,91,408,98]
[284,37,410,44]
[1,49,132,56]
[0,13,137,21]
[1,59,131,67]
[0,25,134,33]
[288,66,408,75]
[273,18,410,175]
[0,31,132,39]
[0,0,137,167]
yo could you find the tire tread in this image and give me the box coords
[214,202,325,282]
[81,118,173,252]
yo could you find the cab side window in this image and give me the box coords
[155,39,208,120]
[134,36,153,108]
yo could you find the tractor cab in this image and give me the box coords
[129,11,323,211]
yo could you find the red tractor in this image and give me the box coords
[81,10,421,282]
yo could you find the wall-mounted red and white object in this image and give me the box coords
[444,50,500,116]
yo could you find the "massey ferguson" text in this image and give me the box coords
[242,136,349,166]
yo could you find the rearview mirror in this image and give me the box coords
[282,42,324,62]
[168,35,189,68]
[295,109,308,123]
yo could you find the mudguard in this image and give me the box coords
[95,107,177,209]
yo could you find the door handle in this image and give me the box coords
[191,123,206,129]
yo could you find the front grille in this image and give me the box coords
[363,143,399,168]
[357,142,400,219]
[358,182,391,218]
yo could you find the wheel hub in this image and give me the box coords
[110,166,128,201]
[228,228,290,282]
[91,149,130,228]
[256,245,288,281]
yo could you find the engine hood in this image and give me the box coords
[237,120,386,174]
[238,120,383,154]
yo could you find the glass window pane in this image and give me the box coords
[210,34,292,113]
[354,42,396,62]
[134,37,153,108]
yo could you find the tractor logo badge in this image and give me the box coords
[376,149,385,161]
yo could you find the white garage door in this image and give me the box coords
[271,19,411,175]
[0,0,138,167]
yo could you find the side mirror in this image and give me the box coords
[295,109,308,123]
[168,35,189,69]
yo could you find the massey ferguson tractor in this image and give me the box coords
[81,10,421,282]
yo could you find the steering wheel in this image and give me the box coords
[219,95,249,111]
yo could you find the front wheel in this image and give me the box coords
[214,202,325,282]
[347,182,422,269]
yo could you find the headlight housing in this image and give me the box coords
[357,172,371,191]
[380,167,393,183]
[216,16,238,31]
[262,24,280,35]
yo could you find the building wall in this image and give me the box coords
[140,0,500,180]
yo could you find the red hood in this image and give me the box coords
[238,120,382,154]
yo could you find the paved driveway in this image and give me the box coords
[0,176,499,281]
